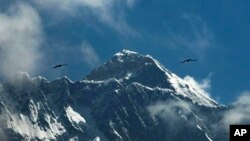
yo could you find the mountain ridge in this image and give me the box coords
[0,50,227,141]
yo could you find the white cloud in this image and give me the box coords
[33,0,138,36]
[183,74,212,97]
[34,0,111,12]
[81,42,100,68]
[147,100,192,124]
[222,91,250,128]
[0,2,43,78]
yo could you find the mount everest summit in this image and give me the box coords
[0,50,243,141]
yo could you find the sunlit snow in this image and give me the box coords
[66,106,86,124]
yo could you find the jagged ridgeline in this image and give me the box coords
[0,50,228,141]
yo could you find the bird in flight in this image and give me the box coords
[52,64,68,68]
[180,59,197,64]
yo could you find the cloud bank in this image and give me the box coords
[0,2,43,78]
[222,91,250,128]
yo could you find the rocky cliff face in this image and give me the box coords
[0,50,229,141]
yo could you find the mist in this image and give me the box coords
[0,2,43,79]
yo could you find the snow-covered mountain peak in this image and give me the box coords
[114,49,138,57]
[85,50,218,107]
[86,50,170,83]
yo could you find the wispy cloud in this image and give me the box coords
[0,2,43,78]
[183,74,212,97]
[32,0,138,36]
[166,14,215,58]
[147,100,192,123]
[221,91,250,128]
[80,42,100,68]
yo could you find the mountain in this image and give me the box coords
[0,50,229,141]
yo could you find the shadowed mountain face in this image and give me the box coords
[0,50,231,141]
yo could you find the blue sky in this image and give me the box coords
[0,0,249,104]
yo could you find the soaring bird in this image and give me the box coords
[52,64,68,68]
[180,59,197,64]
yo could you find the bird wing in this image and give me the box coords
[52,65,59,68]
[180,60,187,63]
[52,64,68,68]
[189,59,197,61]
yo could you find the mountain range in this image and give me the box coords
[0,50,236,141]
